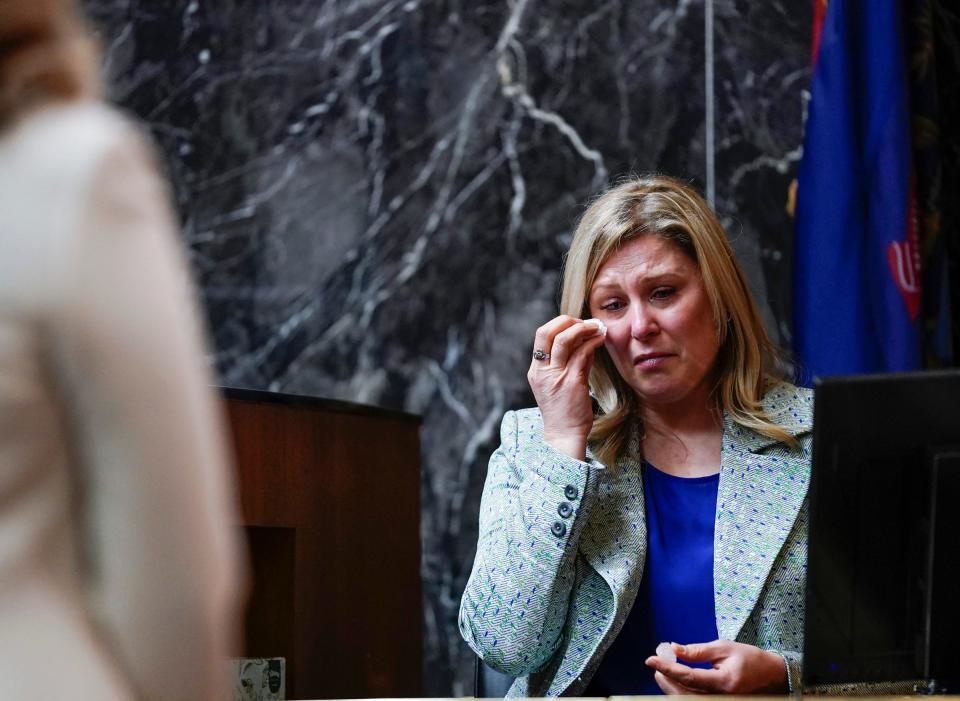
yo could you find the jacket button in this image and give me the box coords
[551,521,567,538]
[557,501,573,518]
[564,485,579,500]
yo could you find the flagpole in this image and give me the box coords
[705,0,715,209]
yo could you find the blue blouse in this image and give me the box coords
[584,463,720,695]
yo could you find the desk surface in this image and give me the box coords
[291,697,959,700]
[220,385,421,423]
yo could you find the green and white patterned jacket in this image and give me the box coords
[459,383,812,697]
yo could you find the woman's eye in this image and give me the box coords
[651,287,675,301]
[600,299,623,312]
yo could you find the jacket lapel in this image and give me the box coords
[535,439,647,697]
[714,387,813,641]
[579,433,647,621]
[555,384,812,677]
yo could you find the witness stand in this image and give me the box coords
[224,388,423,699]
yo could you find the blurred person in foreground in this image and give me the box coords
[460,176,812,696]
[0,1,245,698]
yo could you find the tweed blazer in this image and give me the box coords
[460,383,812,697]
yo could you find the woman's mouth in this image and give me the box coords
[634,353,673,368]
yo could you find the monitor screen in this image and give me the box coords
[803,370,960,689]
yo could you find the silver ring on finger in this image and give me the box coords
[533,348,551,362]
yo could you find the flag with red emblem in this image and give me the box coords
[793,0,922,379]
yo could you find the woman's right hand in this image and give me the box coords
[527,315,607,460]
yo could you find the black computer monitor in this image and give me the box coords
[803,370,960,691]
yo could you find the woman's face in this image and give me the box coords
[588,235,721,410]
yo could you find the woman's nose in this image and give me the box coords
[630,304,659,339]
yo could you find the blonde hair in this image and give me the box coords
[0,0,98,128]
[560,174,796,466]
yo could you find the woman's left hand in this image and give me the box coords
[644,640,788,694]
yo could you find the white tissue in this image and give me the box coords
[655,642,676,663]
[584,318,607,336]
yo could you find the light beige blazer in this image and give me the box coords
[0,101,245,700]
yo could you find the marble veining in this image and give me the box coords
[81,0,809,693]
[713,0,811,346]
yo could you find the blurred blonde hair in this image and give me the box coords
[0,0,98,128]
[560,174,796,466]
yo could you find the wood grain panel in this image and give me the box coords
[224,390,423,699]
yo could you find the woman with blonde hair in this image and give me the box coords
[0,1,245,698]
[461,175,811,696]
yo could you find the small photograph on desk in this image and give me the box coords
[230,657,285,701]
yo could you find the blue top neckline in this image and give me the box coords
[643,461,720,483]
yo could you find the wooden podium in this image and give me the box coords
[222,388,423,699]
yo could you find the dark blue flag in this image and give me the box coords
[794,0,921,381]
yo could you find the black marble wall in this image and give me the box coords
[81,0,810,694]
